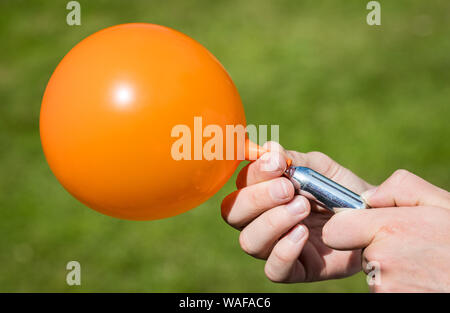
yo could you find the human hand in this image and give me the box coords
[221,142,373,282]
[323,169,450,292]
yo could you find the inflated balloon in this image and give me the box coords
[40,24,270,220]
[40,23,276,220]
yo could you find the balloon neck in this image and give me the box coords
[244,139,292,167]
[244,139,267,161]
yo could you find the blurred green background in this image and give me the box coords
[0,0,449,292]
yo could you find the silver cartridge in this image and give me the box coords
[284,166,368,212]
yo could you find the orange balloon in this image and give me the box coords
[40,23,259,220]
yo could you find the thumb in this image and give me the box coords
[361,170,450,209]
[322,208,402,250]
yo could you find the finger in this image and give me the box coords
[239,196,310,259]
[361,169,450,209]
[236,151,287,188]
[264,224,309,283]
[322,207,405,250]
[263,141,289,160]
[221,177,295,229]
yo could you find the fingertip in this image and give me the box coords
[269,177,295,203]
[260,141,294,172]
[361,187,378,206]
[264,224,308,283]
[286,196,311,217]
[322,209,357,248]
[259,151,286,174]
[236,151,287,188]
[287,224,309,243]
[299,196,311,214]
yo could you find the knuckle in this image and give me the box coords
[249,186,266,209]
[389,169,412,186]
[307,151,331,165]
[249,187,260,205]
[306,151,341,179]
[393,168,411,177]
[263,210,279,232]
[307,151,327,159]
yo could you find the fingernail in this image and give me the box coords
[269,179,290,201]
[260,152,283,172]
[361,187,377,203]
[289,225,306,243]
[285,197,307,216]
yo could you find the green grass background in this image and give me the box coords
[0,0,449,292]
